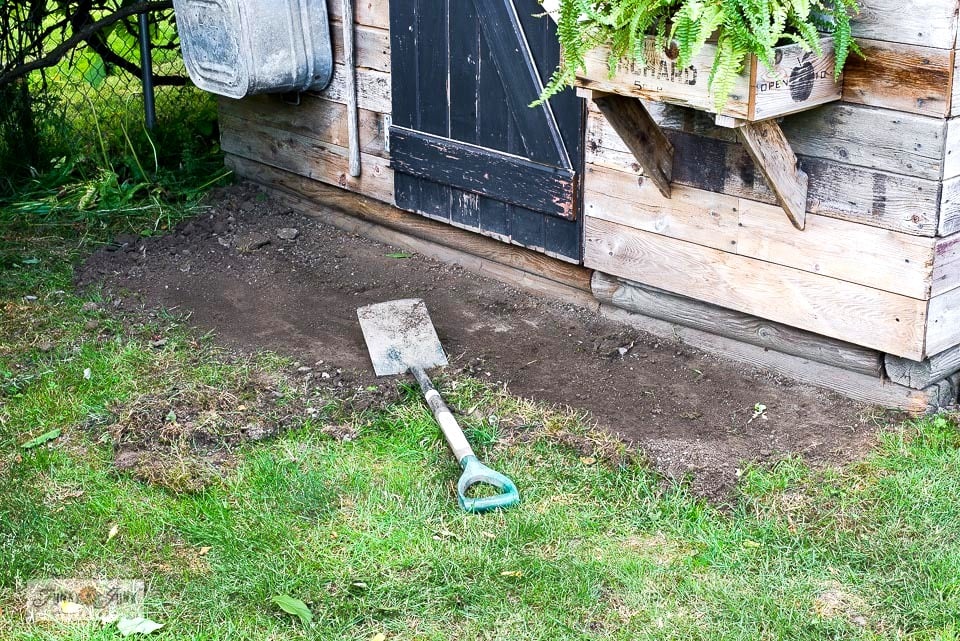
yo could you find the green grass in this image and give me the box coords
[2,215,960,640]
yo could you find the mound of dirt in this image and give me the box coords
[76,182,892,499]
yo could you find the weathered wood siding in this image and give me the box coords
[215,0,960,370]
[220,3,395,205]
[583,0,960,361]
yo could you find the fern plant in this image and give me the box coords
[538,0,861,110]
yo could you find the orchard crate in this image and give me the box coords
[576,36,841,121]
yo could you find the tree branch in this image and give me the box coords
[0,0,174,88]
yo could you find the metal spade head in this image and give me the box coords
[357,299,449,376]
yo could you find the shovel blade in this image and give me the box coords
[357,299,448,376]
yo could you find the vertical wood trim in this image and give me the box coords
[388,0,416,128]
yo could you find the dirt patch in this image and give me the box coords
[101,365,298,492]
[812,581,870,628]
[77,182,895,499]
[94,350,397,493]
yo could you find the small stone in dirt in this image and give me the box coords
[23,295,38,302]
[296,366,312,374]
[277,227,299,241]
[217,237,232,248]
[243,423,273,441]
[150,338,167,348]
[84,319,100,331]
[81,302,99,312]
[238,233,271,251]
[38,340,54,352]
[115,233,137,247]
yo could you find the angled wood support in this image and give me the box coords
[592,92,674,198]
[716,114,809,230]
[586,89,808,230]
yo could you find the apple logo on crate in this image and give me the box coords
[789,53,816,102]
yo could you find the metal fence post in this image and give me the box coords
[138,12,156,130]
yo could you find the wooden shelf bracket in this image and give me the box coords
[715,114,808,231]
[586,91,809,231]
[591,92,674,198]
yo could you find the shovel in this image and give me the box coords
[357,299,520,513]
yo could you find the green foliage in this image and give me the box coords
[0,88,227,240]
[540,0,862,110]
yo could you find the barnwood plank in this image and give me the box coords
[340,0,361,178]
[390,126,576,219]
[583,216,928,358]
[387,0,414,128]
[600,303,954,414]
[587,84,951,178]
[585,165,936,299]
[330,20,391,73]
[927,282,960,356]
[592,92,673,197]
[586,110,942,235]
[852,0,959,49]
[220,115,394,203]
[933,232,960,296]
[592,272,883,376]
[328,0,390,30]
[842,38,955,118]
[735,120,807,230]
[313,63,391,115]
[589,99,947,180]
[953,50,960,117]
[781,104,946,181]
[218,95,389,158]
[410,201,579,263]
[224,154,595,294]
[943,117,960,180]
[940,175,960,235]
[886,345,960,389]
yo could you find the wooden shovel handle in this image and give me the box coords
[410,366,474,463]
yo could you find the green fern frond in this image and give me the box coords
[536,0,861,107]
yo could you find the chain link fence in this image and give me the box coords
[0,2,218,187]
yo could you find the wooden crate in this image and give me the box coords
[578,37,842,121]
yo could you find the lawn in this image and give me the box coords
[2,177,960,641]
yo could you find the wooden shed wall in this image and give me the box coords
[216,0,960,369]
[219,2,395,206]
[583,0,960,361]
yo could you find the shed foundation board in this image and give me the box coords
[592,273,883,377]
[599,304,956,415]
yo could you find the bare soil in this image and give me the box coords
[76,182,895,499]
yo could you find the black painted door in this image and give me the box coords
[389,0,584,263]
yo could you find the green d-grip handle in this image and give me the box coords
[457,455,520,514]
